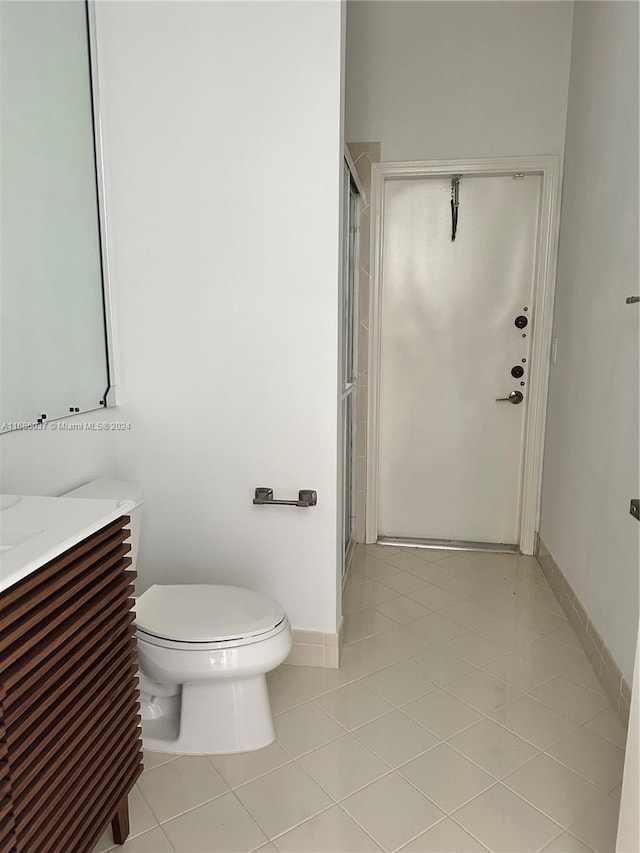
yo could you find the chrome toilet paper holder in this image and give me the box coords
[253,487,317,508]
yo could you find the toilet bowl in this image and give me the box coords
[135,583,292,754]
[62,478,293,755]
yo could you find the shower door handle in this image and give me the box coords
[496,391,524,404]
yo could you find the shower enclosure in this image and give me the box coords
[340,158,361,580]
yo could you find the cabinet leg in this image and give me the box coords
[111,795,130,845]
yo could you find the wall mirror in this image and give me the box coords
[0,0,111,433]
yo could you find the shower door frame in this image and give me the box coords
[365,156,562,555]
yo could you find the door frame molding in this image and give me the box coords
[365,156,562,554]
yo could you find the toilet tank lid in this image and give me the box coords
[62,478,144,508]
[135,584,287,643]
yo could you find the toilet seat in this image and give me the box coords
[135,584,288,650]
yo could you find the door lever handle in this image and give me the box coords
[496,391,524,404]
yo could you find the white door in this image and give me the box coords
[378,173,541,546]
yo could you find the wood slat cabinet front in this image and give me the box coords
[0,516,143,853]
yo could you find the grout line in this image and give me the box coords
[446,813,494,852]
[150,786,231,827]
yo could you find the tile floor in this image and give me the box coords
[94,545,627,853]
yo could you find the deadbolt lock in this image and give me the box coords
[511,365,525,378]
[515,315,528,329]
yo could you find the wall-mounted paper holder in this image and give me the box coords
[253,487,318,508]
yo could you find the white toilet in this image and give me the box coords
[63,479,293,755]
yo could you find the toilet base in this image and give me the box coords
[141,674,276,755]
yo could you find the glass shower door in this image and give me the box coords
[341,161,360,580]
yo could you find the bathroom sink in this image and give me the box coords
[0,493,135,592]
[0,527,43,552]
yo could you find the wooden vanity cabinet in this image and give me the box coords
[0,515,143,853]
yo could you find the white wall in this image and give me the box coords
[540,1,639,681]
[0,410,116,497]
[346,0,574,161]
[94,0,344,632]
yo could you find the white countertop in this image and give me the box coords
[0,495,136,593]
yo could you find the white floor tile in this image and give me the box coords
[297,735,389,800]
[529,677,609,724]
[378,572,429,595]
[360,558,399,580]
[402,689,483,739]
[398,817,489,852]
[519,636,588,676]
[432,554,480,574]
[568,793,620,853]
[406,585,462,612]
[448,718,539,779]
[540,831,596,852]
[93,831,116,853]
[267,669,310,714]
[547,625,584,651]
[482,652,557,693]
[119,547,627,853]
[280,665,355,698]
[344,568,367,589]
[583,707,628,749]
[474,617,554,650]
[472,589,525,618]
[235,763,332,839]
[274,702,345,757]
[444,669,523,714]
[143,750,182,773]
[438,601,500,630]
[128,786,161,838]
[340,638,396,677]
[361,661,435,706]
[344,581,398,614]
[343,609,398,644]
[609,783,622,801]
[352,709,440,767]
[163,792,268,853]
[491,695,578,749]
[137,755,229,823]
[95,827,175,853]
[341,772,445,852]
[405,647,474,685]
[437,574,488,599]
[208,740,292,788]
[274,805,383,852]
[405,561,459,585]
[453,783,561,853]
[374,595,431,624]
[503,753,605,827]
[399,743,495,812]
[562,660,607,697]
[405,612,468,645]
[368,626,433,661]
[411,547,456,563]
[315,682,393,730]
[441,632,506,667]
[376,550,430,571]
[546,727,625,791]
